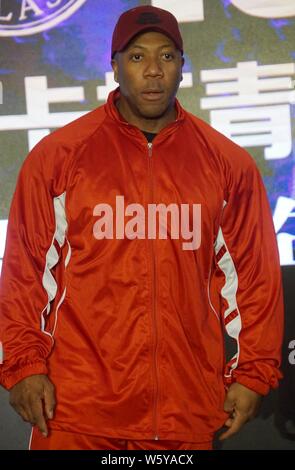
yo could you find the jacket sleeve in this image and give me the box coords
[0,141,59,390]
[214,142,284,396]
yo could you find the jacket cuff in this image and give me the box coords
[1,361,48,390]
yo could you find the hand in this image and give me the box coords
[9,374,56,437]
[219,382,262,441]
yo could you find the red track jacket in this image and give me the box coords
[0,87,284,443]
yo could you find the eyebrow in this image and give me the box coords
[128,44,175,50]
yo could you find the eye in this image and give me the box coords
[131,54,142,62]
[162,53,174,61]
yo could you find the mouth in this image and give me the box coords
[141,90,164,101]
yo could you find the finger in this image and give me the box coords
[44,382,56,420]
[15,404,31,423]
[224,417,234,428]
[223,395,235,413]
[10,400,31,421]
[219,413,248,441]
[30,398,48,437]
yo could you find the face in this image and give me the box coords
[111,31,184,125]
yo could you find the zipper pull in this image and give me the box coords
[148,142,153,157]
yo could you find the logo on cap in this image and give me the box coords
[0,0,86,37]
[136,12,162,25]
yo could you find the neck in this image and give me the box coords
[115,96,177,134]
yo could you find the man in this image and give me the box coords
[0,5,284,450]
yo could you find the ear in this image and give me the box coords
[180,56,185,82]
[111,58,119,83]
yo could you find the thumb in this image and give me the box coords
[43,382,56,420]
[223,392,235,413]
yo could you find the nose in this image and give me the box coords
[143,57,164,78]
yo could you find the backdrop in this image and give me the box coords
[0,0,294,450]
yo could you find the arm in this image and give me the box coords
[213,143,284,438]
[0,141,67,433]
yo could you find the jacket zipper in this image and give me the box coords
[147,142,159,441]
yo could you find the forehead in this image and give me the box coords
[126,30,176,50]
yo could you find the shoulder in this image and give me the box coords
[185,110,258,173]
[22,103,107,174]
[39,103,107,152]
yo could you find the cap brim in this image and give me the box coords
[112,26,182,58]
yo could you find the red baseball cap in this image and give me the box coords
[111,5,183,59]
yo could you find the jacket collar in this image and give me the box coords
[104,86,185,143]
